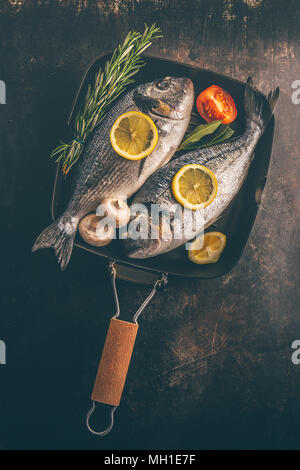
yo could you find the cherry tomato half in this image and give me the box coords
[196,85,237,124]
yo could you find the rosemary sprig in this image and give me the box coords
[51,24,162,176]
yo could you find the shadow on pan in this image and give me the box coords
[51,53,275,284]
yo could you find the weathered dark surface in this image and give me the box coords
[0,0,299,450]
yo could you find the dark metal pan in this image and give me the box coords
[51,53,275,284]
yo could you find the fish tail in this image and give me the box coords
[244,76,279,131]
[32,214,78,270]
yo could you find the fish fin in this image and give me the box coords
[32,215,78,270]
[244,77,279,131]
[138,156,147,178]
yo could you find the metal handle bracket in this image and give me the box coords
[86,261,168,436]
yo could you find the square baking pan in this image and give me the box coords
[51,53,275,283]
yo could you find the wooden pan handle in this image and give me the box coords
[91,318,139,407]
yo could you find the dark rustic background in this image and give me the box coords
[0,0,299,450]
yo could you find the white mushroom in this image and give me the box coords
[99,198,130,228]
[78,214,114,247]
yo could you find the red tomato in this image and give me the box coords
[196,85,237,124]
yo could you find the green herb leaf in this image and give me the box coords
[199,124,229,146]
[178,120,222,150]
[178,120,234,152]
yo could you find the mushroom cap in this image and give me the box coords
[98,198,130,228]
[78,213,114,247]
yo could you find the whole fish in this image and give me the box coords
[124,78,279,259]
[33,77,194,269]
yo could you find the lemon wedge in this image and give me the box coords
[172,164,218,210]
[188,231,226,264]
[110,111,158,160]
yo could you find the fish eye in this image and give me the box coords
[156,79,170,90]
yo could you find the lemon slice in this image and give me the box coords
[188,231,226,264]
[172,164,218,210]
[110,111,158,160]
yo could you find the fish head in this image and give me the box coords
[134,77,194,121]
[124,212,173,259]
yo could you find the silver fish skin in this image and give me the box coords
[124,78,279,259]
[32,77,194,269]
